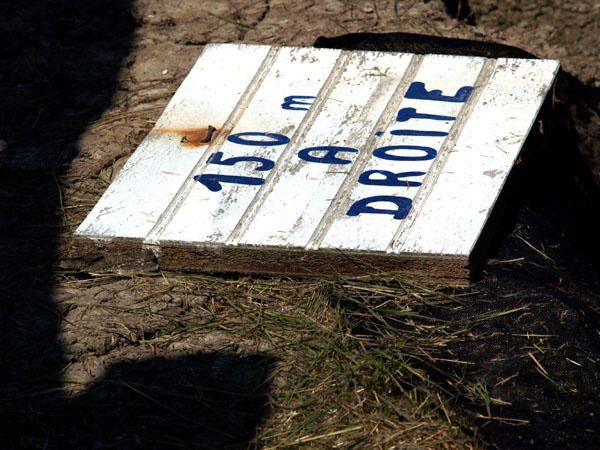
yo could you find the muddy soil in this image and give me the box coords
[1,1,599,449]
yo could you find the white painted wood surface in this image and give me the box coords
[392,58,559,256]
[236,50,414,248]
[77,44,273,239]
[76,43,559,274]
[155,46,341,244]
[318,55,488,252]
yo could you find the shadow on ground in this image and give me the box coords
[0,2,274,448]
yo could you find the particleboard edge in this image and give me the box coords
[60,235,469,284]
[158,243,470,285]
[60,235,157,273]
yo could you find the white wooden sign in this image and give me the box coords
[75,43,559,282]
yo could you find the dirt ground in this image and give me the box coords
[1,0,600,448]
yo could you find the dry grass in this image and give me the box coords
[52,269,536,448]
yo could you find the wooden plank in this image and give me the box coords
[74,43,559,282]
[233,50,414,248]
[76,43,272,239]
[393,58,560,257]
[317,54,488,252]
[154,46,341,244]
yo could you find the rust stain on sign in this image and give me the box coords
[155,125,218,147]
